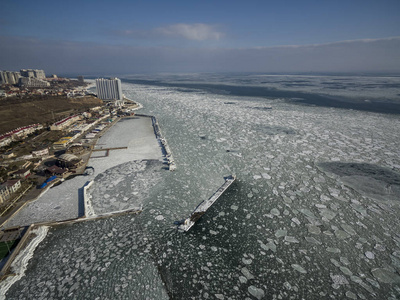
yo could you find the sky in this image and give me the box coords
[1,0,400,75]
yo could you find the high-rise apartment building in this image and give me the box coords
[0,71,21,85]
[20,69,46,79]
[95,78,123,100]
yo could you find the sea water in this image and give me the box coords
[4,74,400,299]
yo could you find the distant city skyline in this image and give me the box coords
[1,0,400,74]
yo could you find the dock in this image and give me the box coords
[177,175,236,232]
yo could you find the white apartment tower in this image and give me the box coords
[95,78,123,100]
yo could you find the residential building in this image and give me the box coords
[20,69,46,79]
[50,115,80,130]
[34,69,46,79]
[1,179,21,194]
[53,137,74,149]
[95,78,123,100]
[0,71,6,84]
[19,77,50,88]
[32,148,49,157]
[0,186,11,204]
[0,71,20,85]
[20,69,35,78]
[13,169,31,179]
[0,124,43,148]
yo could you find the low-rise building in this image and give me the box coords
[0,186,10,204]
[13,168,31,179]
[32,148,49,157]
[58,153,83,169]
[1,152,15,159]
[0,124,43,148]
[53,137,73,149]
[50,115,80,131]
[1,179,22,195]
[46,165,68,177]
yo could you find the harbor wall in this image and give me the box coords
[136,114,176,171]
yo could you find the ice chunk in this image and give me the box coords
[307,225,321,235]
[319,209,337,220]
[305,237,322,245]
[284,236,299,243]
[275,229,287,238]
[339,266,353,276]
[334,230,351,240]
[341,224,356,236]
[371,268,400,283]
[270,208,280,216]
[330,274,349,288]
[242,258,252,265]
[326,247,341,254]
[262,173,271,179]
[241,267,255,280]
[345,291,357,299]
[247,286,265,300]
[299,208,317,219]
[239,276,247,284]
[365,251,375,259]
[291,264,307,274]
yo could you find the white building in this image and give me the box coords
[50,115,80,130]
[0,71,20,85]
[19,77,50,88]
[0,179,22,203]
[95,78,123,101]
[20,69,45,79]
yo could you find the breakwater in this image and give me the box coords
[136,114,176,171]
[177,175,236,232]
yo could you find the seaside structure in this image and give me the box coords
[177,175,236,232]
[95,78,123,102]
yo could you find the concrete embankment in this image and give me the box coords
[136,114,176,171]
[0,225,33,278]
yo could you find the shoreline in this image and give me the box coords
[0,100,174,292]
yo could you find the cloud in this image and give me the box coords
[155,23,224,41]
[0,35,399,74]
[115,23,224,41]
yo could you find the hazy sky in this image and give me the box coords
[1,0,400,75]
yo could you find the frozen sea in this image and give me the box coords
[3,73,400,299]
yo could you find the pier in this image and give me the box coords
[136,114,176,171]
[177,175,236,232]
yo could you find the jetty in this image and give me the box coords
[177,175,236,232]
[136,114,176,171]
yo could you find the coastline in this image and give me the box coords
[0,99,175,294]
[0,226,49,300]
